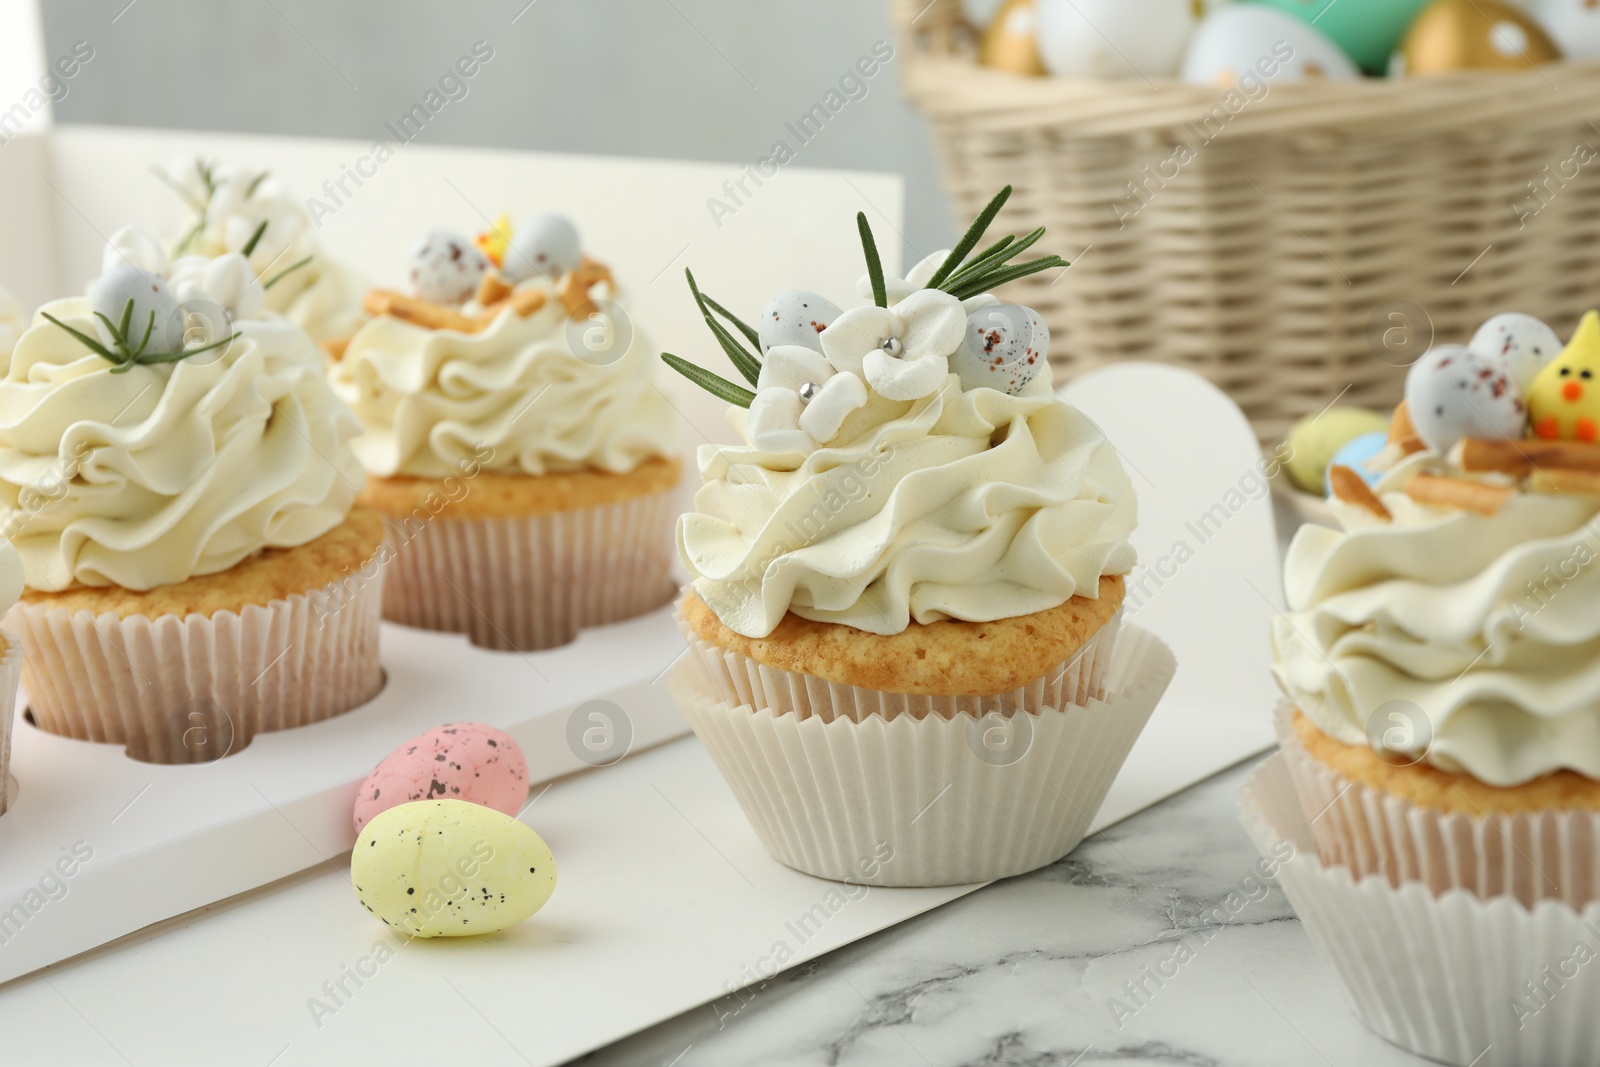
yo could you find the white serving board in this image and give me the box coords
[0,363,1285,1066]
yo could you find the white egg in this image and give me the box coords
[949,303,1049,394]
[1468,312,1562,392]
[758,290,843,356]
[1404,344,1527,454]
[89,264,184,356]
[408,230,488,305]
[502,214,582,284]
[1181,5,1360,87]
[1036,0,1200,78]
[1532,0,1600,60]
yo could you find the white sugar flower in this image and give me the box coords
[746,345,868,455]
[168,252,265,321]
[820,288,965,401]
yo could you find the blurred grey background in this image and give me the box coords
[38,0,955,262]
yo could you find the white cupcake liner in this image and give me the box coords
[379,485,678,652]
[0,630,21,817]
[1242,753,1600,1067]
[1275,704,1600,909]
[6,569,384,765]
[668,618,1175,886]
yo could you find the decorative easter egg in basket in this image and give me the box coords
[1036,0,1201,79]
[1253,0,1432,74]
[1181,5,1360,87]
[980,0,1047,75]
[1398,0,1561,75]
[1533,0,1600,61]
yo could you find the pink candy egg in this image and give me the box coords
[353,723,529,834]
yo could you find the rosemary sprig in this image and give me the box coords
[685,269,761,386]
[858,213,887,308]
[263,255,313,290]
[42,301,238,375]
[661,353,754,407]
[926,185,1013,289]
[946,254,1066,301]
[945,226,1045,288]
[245,170,270,199]
[701,294,761,351]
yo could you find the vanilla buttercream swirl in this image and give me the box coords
[329,285,675,478]
[0,297,362,592]
[678,363,1137,638]
[1273,453,1600,786]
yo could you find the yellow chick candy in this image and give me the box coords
[475,213,513,269]
[1529,311,1600,443]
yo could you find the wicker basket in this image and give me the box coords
[894,0,1600,443]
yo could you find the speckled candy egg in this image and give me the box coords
[1534,0,1600,61]
[89,264,184,355]
[1404,344,1527,454]
[1036,0,1200,78]
[1182,5,1360,85]
[758,290,843,356]
[1252,0,1431,73]
[949,303,1048,395]
[352,799,556,938]
[502,214,582,284]
[1468,312,1562,392]
[353,723,529,834]
[408,230,489,305]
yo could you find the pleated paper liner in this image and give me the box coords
[1275,705,1600,910]
[0,630,21,816]
[668,616,1175,887]
[379,485,678,652]
[1242,754,1600,1067]
[7,569,384,766]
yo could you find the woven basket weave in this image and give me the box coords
[894,0,1600,443]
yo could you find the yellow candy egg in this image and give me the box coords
[1282,406,1391,493]
[352,799,556,938]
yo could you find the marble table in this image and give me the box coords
[579,755,1432,1067]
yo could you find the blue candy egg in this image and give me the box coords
[1324,431,1390,495]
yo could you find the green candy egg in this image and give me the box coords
[1249,0,1432,73]
[352,799,556,938]
[1283,406,1390,493]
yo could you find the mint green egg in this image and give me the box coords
[1250,0,1432,73]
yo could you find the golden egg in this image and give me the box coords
[980,0,1047,76]
[1400,0,1562,75]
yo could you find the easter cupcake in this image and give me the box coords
[1252,310,1600,1064]
[0,230,383,764]
[152,157,368,350]
[664,189,1175,887]
[328,215,679,651]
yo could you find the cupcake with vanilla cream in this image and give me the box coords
[665,189,1175,887]
[0,228,383,763]
[329,215,679,651]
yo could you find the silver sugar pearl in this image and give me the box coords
[798,381,821,403]
[880,335,904,358]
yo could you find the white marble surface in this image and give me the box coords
[577,756,1432,1067]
